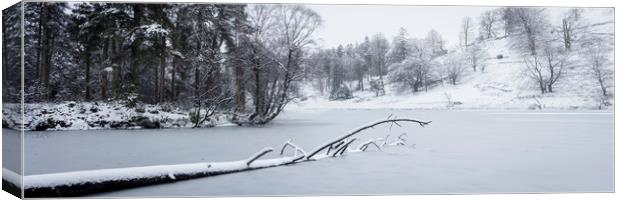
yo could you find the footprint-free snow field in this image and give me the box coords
[12,109,613,196]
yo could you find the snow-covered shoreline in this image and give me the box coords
[1,101,226,131]
[2,95,612,132]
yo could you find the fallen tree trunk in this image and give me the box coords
[16,155,302,197]
[4,117,430,197]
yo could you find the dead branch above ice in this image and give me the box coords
[306,118,431,160]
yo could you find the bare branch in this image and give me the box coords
[332,138,357,157]
[247,147,274,166]
[359,140,382,151]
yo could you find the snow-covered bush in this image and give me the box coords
[388,57,433,93]
[369,78,386,96]
[440,52,467,85]
[329,84,353,100]
[465,43,489,72]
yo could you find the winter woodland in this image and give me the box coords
[1,3,614,130]
[0,2,614,197]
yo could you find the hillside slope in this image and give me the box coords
[291,37,614,111]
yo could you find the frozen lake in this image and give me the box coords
[10,109,615,196]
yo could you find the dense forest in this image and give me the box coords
[2,2,614,128]
[3,2,324,125]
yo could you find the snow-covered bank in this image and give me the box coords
[2,101,226,131]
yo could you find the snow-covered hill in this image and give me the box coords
[291,36,614,111]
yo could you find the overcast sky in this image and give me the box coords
[306,5,494,49]
[305,5,612,49]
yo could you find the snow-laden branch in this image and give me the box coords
[306,118,431,160]
[280,140,307,157]
[389,133,408,146]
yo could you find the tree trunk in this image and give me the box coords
[158,36,166,102]
[111,37,122,98]
[194,65,200,98]
[85,50,92,101]
[234,51,246,113]
[358,77,364,91]
[204,35,222,103]
[130,4,143,96]
[547,85,553,93]
[171,56,177,101]
[101,39,110,100]
[101,72,108,100]
[38,3,51,101]
[599,79,607,96]
[562,19,571,50]
[252,65,262,119]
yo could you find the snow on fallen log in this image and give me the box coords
[16,153,301,197]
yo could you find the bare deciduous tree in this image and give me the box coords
[369,33,389,96]
[443,53,467,85]
[523,44,567,94]
[425,29,447,57]
[524,54,547,94]
[479,10,500,39]
[584,40,613,97]
[466,43,487,72]
[237,5,322,125]
[509,8,549,55]
[560,8,584,50]
[460,17,474,47]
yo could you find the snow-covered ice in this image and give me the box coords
[10,108,612,196]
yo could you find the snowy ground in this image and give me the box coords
[10,108,613,196]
